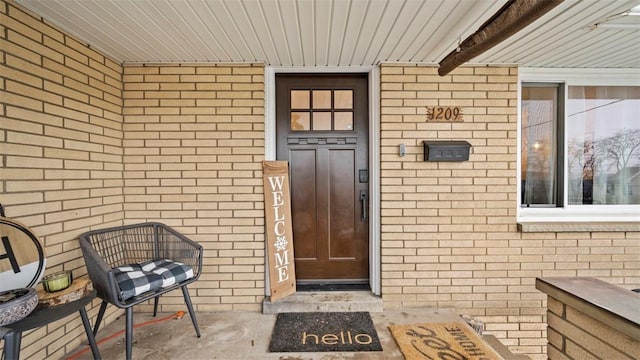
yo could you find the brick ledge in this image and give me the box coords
[518,222,640,233]
[536,277,640,341]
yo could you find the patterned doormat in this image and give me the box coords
[389,322,504,360]
[268,312,383,352]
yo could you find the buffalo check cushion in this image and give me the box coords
[113,259,194,301]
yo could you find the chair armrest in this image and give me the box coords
[152,223,203,279]
[79,235,124,305]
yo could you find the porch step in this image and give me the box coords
[262,291,383,314]
[483,335,531,360]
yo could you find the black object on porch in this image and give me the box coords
[79,222,203,360]
[1,289,100,360]
[269,312,382,352]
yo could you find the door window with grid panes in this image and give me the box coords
[290,90,354,131]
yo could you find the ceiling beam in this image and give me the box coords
[438,0,564,76]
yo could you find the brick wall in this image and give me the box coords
[2,1,639,358]
[122,64,265,312]
[546,297,639,359]
[0,0,123,358]
[378,64,640,360]
[1,0,266,356]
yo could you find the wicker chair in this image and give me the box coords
[79,222,203,360]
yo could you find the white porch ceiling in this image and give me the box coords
[15,0,640,68]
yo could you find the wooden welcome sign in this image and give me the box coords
[262,161,296,301]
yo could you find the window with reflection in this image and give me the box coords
[521,84,640,207]
[567,86,640,205]
[521,84,561,207]
[290,89,354,132]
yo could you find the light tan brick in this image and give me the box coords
[1,16,636,360]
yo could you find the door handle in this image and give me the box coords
[360,190,368,222]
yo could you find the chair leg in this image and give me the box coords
[153,295,160,317]
[125,307,134,360]
[181,286,200,338]
[93,300,108,336]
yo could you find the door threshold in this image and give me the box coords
[262,290,383,314]
[296,283,370,292]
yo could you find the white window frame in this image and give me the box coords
[518,68,640,224]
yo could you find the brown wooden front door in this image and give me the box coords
[276,73,369,284]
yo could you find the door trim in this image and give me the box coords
[265,66,381,296]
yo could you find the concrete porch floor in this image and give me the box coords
[68,306,527,360]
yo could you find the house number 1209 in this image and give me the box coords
[426,106,463,122]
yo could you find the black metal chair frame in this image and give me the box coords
[79,222,203,360]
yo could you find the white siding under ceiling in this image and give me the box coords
[15,0,640,68]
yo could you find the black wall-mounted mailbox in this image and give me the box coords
[423,140,471,162]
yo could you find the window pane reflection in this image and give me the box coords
[291,90,310,109]
[567,86,640,205]
[313,90,332,109]
[291,112,310,131]
[334,90,353,109]
[334,112,353,130]
[521,86,558,206]
[313,112,331,130]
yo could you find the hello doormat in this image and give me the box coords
[268,312,382,352]
[389,322,504,360]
